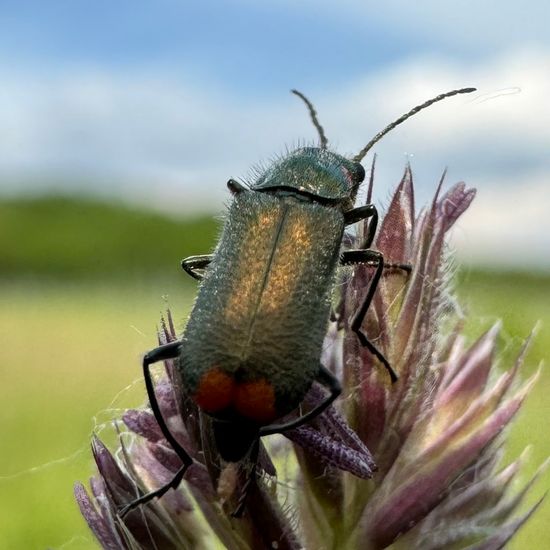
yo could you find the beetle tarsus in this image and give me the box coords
[119,461,189,517]
[355,329,399,383]
[384,262,412,273]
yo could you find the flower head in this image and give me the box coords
[76,163,544,549]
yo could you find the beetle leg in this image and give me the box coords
[259,365,341,437]
[181,254,213,280]
[227,178,248,194]
[344,204,378,247]
[344,250,399,383]
[341,250,411,273]
[141,342,192,464]
[119,463,189,518]
[332,254,410,328]
[119,341,194,517]
[231,438,260,518]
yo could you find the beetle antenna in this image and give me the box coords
[352,87,476,162]
[291,89,328,149]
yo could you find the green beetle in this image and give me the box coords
[121,87,475,516]
[182,149,369,426]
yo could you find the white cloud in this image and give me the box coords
[0,48,548,266]
[451,173,550,268]
[0,68,304,208]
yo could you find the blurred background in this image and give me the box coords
[0,1,548,548]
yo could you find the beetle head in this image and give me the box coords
[252,147,364,209]
[283,88,476,209]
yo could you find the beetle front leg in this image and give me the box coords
[181,254,213,281]
[259,365,341,437]
[343,204,378,247]
[119,341,194,517]
[343,249,399,383]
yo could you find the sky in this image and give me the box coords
[0,0,549,268]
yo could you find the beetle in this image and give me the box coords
[120,86,475,517]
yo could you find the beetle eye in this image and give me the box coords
[350,162,365,183]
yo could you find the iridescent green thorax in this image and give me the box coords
[253,147,363,203]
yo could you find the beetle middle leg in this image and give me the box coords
[181,254,213,280]
[119,341,194,517]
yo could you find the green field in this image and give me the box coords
[456,270,550,550]
[0,273,548,549]
[0,198,548,549]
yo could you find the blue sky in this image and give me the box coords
[1,1,549,267]
[0,2,478,88]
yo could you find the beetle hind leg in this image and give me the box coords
[119,341,194,517]
[231,439,261,518]
[230,366,342,516]
[259,365,341,437]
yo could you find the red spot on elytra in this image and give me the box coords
[235,379,277,423]
[194,368,277,423]
[194,367,235,413]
